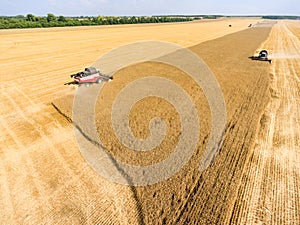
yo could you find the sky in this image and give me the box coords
[0,0,299,16]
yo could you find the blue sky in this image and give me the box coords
[0,0,299,16]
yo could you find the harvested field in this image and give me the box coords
[0,18,298,225]
[231,21,300,225]
[53,23,273,224]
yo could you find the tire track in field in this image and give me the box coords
[0,84,137,224]
[231,21,300,225]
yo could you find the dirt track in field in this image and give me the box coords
[231,21,300,225]
[1,18,299,225]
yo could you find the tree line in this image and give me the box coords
[262,15,300,20]
[0,14,195,29]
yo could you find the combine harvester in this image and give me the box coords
[249,50,272,63]
[64,67,113,86]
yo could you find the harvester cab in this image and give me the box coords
[258,50,268,60]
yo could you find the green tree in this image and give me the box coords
[58,15,66,22]
[119,17,125,24]
[132,16,137,23]
[47,13,57,22]
[26,14,36,21]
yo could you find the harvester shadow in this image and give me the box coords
[51,103,145,225]
[248,56,272,63]
[248,56,259,60]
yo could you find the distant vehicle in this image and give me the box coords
[64,67,113,86]
[249,50,272,63]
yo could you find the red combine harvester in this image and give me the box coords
[64,67,113,86]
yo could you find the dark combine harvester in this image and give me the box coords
[249,50,272,63]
